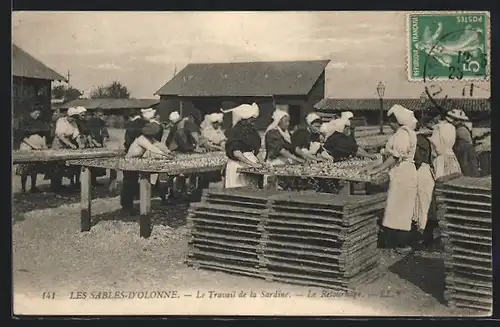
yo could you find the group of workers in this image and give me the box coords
[119,107,227,214]
[16,101,481,254]
[220,102,480,253]
[360,105,478,253]
[15,105,109,193]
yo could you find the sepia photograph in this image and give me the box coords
[12,11,492,316]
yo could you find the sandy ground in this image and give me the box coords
[12,177,485,317]
[11,127,491,317]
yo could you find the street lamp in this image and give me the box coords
[376,81,386,135]
[419,92,427,128]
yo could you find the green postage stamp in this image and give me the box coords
[407,11,490,82]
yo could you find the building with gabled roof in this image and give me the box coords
[12,44,68,148]
[154,60,330,130]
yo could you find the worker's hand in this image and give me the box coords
[249,162,263,169]
[31,145,42,150]
[163,153,174,160]
[69,143,77,150]
[94,142,103,148]
[88,142,95,148]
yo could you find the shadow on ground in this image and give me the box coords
[91,198,190,229]
[388,253,446,304]
[12,181,121,222]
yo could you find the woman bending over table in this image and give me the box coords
[16,106,51,193]
[320,118,377,161]
[222,103,265,188]
[291,112,325,161]
[264,109,306,166]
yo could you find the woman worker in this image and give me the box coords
[120,108,147,214]
[16,106,51,193]
[222,103,265,188]
[320,117,377,161]
[122,122,173,213]
[46,106,86,192]
[426,109,462,179]
[200,113,226,151]
[164,111,204,201]
[361,104,419,254]
[264,109,307,166]
[126,122,172,159]
[413,119,436,249]
[446,109,478,177]
[291,112,325,160]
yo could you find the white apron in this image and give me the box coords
[432,150,462,179]
[414,163,435,231]
[382,127,418,232]
[224,152,259,188]
[20,134,46,150]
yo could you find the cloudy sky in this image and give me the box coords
[12,11,490,99]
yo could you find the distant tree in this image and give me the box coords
[90,81,130,99]
[52,85,83,102]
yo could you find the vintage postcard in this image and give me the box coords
[12,11,491,316]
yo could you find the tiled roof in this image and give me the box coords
[155,60,330,97]
[12,44,67,81]
[58,98,160,110]
[314,98,490,112]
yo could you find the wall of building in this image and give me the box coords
[156,69,326,131]
[13,76,52,120]
[307,71,326,111]
[13,76,52,149]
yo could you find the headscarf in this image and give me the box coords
[141,108,156,120]
[200,113,224,130]
[320,120,338,139]
[221,103,259,126]
[75,106,87,115]
[265,109,291,143]
[306,112,322,126]
[169,111,182,124]
[388,104,418,129]
[200,113,226,145]
[341,111,354,126]
[67,107,79,117]
[333,118,350,133]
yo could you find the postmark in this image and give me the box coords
[407,11,490,82]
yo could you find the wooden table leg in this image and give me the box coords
[80,166,92,232]
[139,172,152,238]
[338,180,352,196]
[108,169,118,192]
[262,174,277,190]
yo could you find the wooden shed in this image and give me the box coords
[12,44,67,148]
[154,60,329,130]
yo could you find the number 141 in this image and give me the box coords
[42,292,55,299]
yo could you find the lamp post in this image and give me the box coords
[376,82,386,135]
[419,91,427,128]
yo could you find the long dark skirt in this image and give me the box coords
[120,171,139,209]
[454,141,479,177]
[15,163,47,176]
[380,227,413,249]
